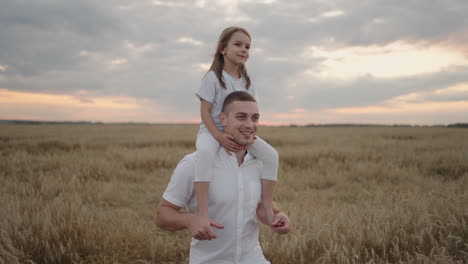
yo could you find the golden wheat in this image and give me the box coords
[0,124,467,264]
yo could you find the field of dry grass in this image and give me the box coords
[0,124,467,264]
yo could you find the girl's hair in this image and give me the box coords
[208,26,251,89]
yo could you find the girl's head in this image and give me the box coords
[216,27,251,60]
[209,27,252,89]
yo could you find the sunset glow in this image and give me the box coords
[304,42,468,79]
[0,89,139,109]
[330,101,468,115]
[269,83,468,125]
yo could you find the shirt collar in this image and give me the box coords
[218,149,256,166]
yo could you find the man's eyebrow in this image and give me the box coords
[234,112,259,116]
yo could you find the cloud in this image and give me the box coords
[177,37,204,46]
[0,1,123,76]
[308,9,345,23]
[0,88,196,123]
[1,0,467,124]
[330,100,468,115]
[388,82,468,103]
[284,66,468,110]
[265,82,468,125]
[110,58,128,66]
[0,89,139,110]
[303,42,468,79]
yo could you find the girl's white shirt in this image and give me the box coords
[195,70,257,133]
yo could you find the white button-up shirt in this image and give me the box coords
[162,149,270,264]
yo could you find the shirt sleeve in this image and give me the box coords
[195,71,217,103]
[162,155,195,208]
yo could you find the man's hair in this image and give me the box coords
[221,91,257,113]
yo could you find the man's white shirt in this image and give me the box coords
[162,149,270,264]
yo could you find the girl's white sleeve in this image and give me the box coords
[195,72,217,103]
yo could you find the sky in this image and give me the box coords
[1,0,468,125]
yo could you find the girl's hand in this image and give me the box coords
[217,133,243,155]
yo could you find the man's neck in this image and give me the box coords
[233,149,248,166]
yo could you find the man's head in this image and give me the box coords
[220,91,259,146]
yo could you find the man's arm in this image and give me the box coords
[155,199,190,231]
[155,199,225,240]
[256,202,291,234]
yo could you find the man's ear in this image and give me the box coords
[220,112,227,127]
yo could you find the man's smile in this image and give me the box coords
[240,130,254,138]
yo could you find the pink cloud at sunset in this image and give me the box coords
[330,101,468,115]
[303,42,468,80]
[268,83,468,125]
[0,89,139,109]
[0,89,194,123]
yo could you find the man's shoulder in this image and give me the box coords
[183,151,197,161]
[170,152,196,179]
[176,152,197,169]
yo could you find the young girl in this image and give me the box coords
[195,27,278,225]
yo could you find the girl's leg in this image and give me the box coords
[248,137,278,225]
[194,131,220,217]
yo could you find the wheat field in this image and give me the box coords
[0,124,467,264]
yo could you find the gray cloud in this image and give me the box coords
[0,0,123,76]
[290,66,468,110]
[245,0,468,48]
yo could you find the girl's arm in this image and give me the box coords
[200,99,242,153]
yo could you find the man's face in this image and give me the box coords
[220,101,259,146]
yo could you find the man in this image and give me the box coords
[155,91,291,264]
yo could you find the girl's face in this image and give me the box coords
[222,31,251,67]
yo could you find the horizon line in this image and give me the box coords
[1,119,467,127]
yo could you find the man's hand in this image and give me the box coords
[256,202,291,234]
[270,212,291,234]
[186,214,224,240]
[217,133,243,155]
